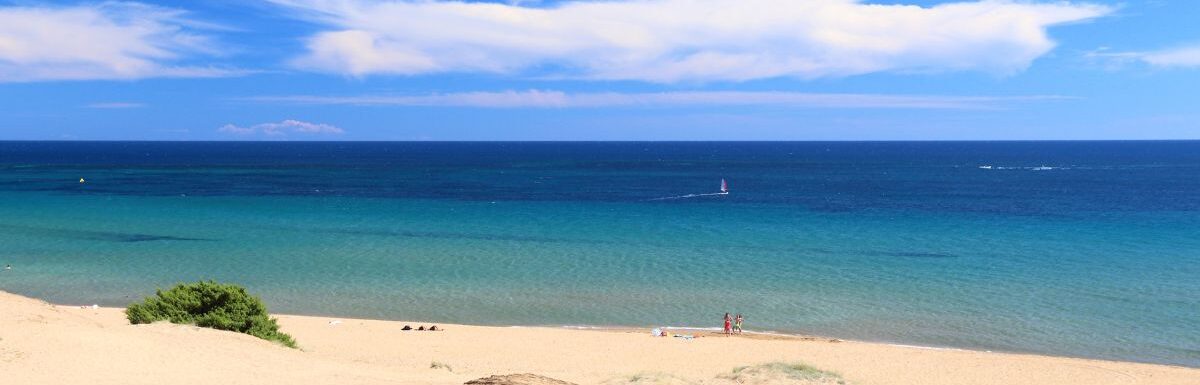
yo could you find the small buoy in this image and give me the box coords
[79,178,86,183]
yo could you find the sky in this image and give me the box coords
[0,0,1198,141]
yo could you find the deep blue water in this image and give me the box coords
[0,141,1197,367]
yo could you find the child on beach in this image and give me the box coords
[723,313,732,335]
[734,314,744,334]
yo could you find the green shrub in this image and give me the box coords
[126,280,297,348]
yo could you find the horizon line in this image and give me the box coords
[3,139,1199,143]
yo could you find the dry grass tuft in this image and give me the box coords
[430,361,452,372]
[608,362,846,385]
[717,362,845,385]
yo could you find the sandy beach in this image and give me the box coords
[1,291,1196,385]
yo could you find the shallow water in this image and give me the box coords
[0,141,1197,367]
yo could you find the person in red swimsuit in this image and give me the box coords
[723,312,732,335]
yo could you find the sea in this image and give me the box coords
[0,141,1197,367]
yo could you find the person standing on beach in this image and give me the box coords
[723,313,732,335]
[734,314,744,334]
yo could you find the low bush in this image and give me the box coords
[126,280,297,348]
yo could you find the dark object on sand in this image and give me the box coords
[418,326,426,331]
[402,325,412,331]
[430,325,439,331]
[464,373,578,385]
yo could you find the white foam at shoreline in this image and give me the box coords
[885,343,972,352]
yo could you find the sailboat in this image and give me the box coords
[719,178,729,195]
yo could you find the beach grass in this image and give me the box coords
[717,362,846,385]
[430,361,453,372]
[606,372,692,385]
[608,362,845,385]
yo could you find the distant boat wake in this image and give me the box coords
[648,192,727,201]
[648,179,729,201]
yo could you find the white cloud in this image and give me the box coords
[218,124,258,135]
[84,102,145,109]
[1086,44,1200,69]
[219,119,345,136]
[246,90,1070,109]
[1140,45,1200,68]
[0,2,240,82]
[271,0,1111,82]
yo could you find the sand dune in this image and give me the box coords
[1,290,1196,385]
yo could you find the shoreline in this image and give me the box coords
[476,325,1200,370]
[6,290,1198,385]
[49,299,1197,371]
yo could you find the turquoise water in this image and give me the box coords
[0,141,1197,367]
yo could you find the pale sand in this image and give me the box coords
[1,291,1196,385]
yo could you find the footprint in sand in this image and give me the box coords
[0,347,27,363]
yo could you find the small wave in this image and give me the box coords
[556,325,796,338]
[662,326,724,331]
[558,325,612,330]
[885,343,971,352]
[640,326,811,338]
[978,165,1068,171]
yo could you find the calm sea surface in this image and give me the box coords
[0,141,1197,367]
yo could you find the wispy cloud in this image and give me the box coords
[84,102,146,109]
[0,2,242,82]
[1141,46,1200,68]
[270,0,1111,82]
[219,119,345,136]
[1087,44,1200,69]
[245,90,1071,110]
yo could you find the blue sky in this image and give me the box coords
[0,0,1198,141]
